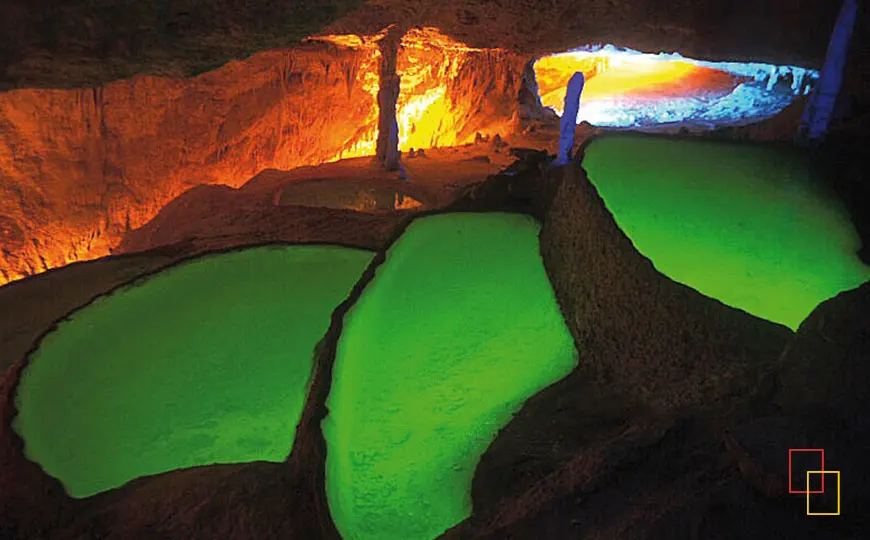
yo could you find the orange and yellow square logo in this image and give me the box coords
[788,448,840,516]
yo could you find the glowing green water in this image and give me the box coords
[14,245,373,498]
[324,213,579,540]
[582,135,870,330]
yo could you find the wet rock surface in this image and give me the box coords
[775,282,870,428]
[440,158,869,539]
[0,150,867,539]
[0,0,868,536]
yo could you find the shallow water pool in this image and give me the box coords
[324,212,579,540]
[14,245,373,498]
[582,135,870,329]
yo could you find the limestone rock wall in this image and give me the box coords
[0,26,534,286]
[0,39,381,285]
[394,28,526,150]
[445,49,526,143]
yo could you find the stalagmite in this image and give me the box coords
[797,0,859,145]
[556,71,585,165]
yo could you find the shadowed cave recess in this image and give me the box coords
[1,1,870,539]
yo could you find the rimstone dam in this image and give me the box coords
[0,1,869,539]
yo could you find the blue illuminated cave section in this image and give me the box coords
[533,45,820,132]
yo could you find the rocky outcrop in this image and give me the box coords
[538,161,793,410]
[775,281,870,431]
[440,157,795,537]
[0,38,381,286]
[717,282,870,535]
[116,184,406,256]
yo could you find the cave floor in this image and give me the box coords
[0,142,867,540]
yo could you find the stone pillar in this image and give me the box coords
[556,71,585,165]
[376,26,403,170]
[797,0,858,146]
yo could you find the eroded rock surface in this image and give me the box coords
[1,149,867,539]
[775,282,870,432]
[0,26,530,286]
[0,40,384,285]
[441,158,868,540]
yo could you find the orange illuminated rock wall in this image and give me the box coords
[0,27,528,286]
[0,38,381,285]
[396,28,524,151]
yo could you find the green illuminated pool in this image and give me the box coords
[14,245,373,498]
[324,212,579,540]
[582,135,870,330]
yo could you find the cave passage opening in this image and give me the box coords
[534,45,820,132]
[13,245,373,498]
[582,134,870,330]
[323,212,579,540]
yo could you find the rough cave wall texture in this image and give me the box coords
[0,0,842,92]
[0,0,861,286]
[443,49,525,144]
[538,162,793,410]
[327,0,841,66]
[0,27,526,286]
[0,41,381,285]
[396,28,525,149]
[776,281,870,427]
[0,0,368,90]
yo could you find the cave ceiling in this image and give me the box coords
[0,0,842,91]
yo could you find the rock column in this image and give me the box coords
[376,26,403,171]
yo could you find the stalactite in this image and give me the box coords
[792,70,805,94]
[766,66,778,91]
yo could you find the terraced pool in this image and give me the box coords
[324,212,579,539]
[582,135,870,329]
[14,245,373,498]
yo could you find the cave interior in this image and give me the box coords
[0,1,869,539]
